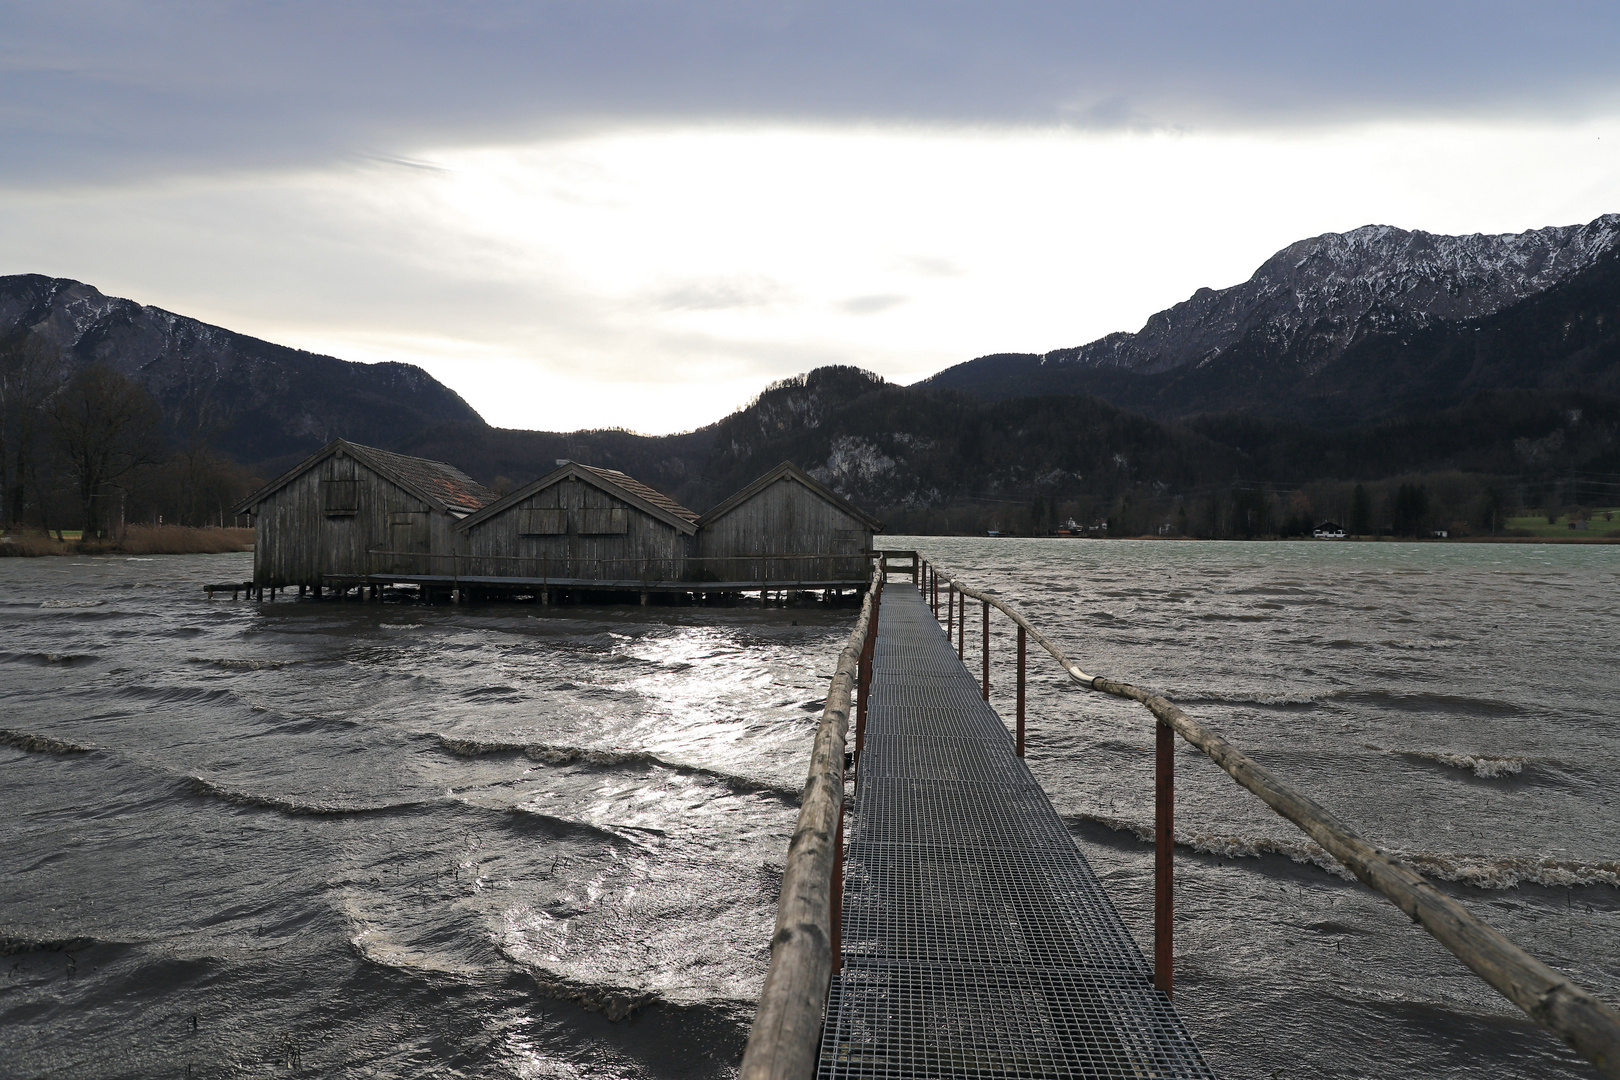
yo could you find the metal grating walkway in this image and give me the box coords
[817,583,1216,1079]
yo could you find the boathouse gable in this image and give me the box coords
[456,462,698,582]
[233,439,496,587]
[696,461,882,584]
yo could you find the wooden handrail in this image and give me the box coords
[738,561,884,1080]
[927,562,1620,1078]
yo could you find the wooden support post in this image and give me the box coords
[299,585,306,597]
[1016,624,1026,757]
[981,599,990,701]
[1155,719,1174,998]
[640,591,650,606]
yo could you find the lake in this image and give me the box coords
[2,538,1616,1079]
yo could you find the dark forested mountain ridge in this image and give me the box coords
[0,274,487,466]
[395,368,1239,513]
[6,269,1615,536]
[926,214,1620,422]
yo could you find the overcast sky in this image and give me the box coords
[4,2,1619,432]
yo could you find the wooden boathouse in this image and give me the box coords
[455,461,699,593]
[225,449,886,603]
[696,461,882,586]
[232,438,496,590]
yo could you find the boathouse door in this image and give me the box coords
[388,512,430,574]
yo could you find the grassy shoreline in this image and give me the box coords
[0,525,253,556]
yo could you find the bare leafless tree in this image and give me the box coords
[47,364,165,538]
[0,333,64,527]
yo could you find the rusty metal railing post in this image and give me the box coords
[946,586,959,663]
[1016,624,1026,757]
[832,798,845,977]
[856,580,880,759]
[981,599,990,701]
[857,641,871,756]
[1155,718,1174,998]
[843,571,882,977]
[946,582,955,643]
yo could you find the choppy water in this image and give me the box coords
[2,540,1617,1079]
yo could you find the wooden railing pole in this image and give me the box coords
[1016,624,1026,757]
[981,599,990,701]
[1155,718,1174,998]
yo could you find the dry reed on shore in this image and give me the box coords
[0,526,253,556]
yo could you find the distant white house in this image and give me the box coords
[1313,521,1347,539]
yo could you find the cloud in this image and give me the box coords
[652,275,796,312]
[5,119,1615,436]
[896,255,963,277]
[5,2,1620,185]
[840,294,909,315]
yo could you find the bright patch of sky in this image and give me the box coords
[6,119,1615,433]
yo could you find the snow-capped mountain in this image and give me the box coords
[1045,215,1620,376]
[925,214,1620,422]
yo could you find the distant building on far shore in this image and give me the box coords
[1313,521,1347,539]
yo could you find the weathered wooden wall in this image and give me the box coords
[460,475,688,581]
[696,478,871,583]
[252,451,461,586]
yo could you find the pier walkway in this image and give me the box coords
[817,582,1215,1078]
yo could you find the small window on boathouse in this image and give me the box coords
[323,479,359,515]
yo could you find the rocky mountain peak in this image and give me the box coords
[1047,213,1620,375]
[0,273,487,467]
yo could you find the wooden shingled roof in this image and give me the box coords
[455,460,700,535]
[232,439,498,517]
[697,460,883,531]
[573,464,699,525]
